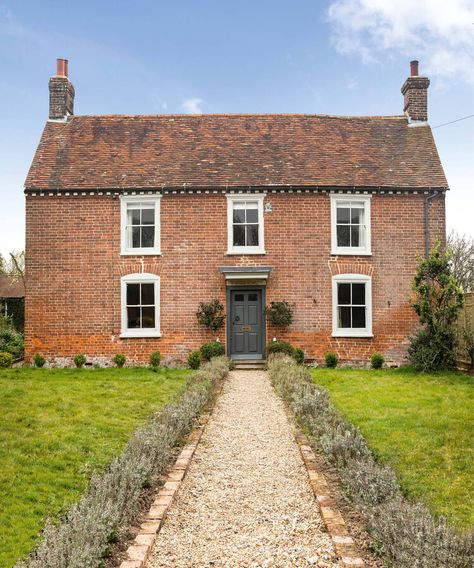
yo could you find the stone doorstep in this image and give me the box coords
[118,405,211,568]
[295,433,366,567]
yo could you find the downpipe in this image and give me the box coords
[424,190,439,257]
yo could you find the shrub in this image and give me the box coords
[149,351,161,368]
[293,347,305,365]
[341,459,400,508]
[371,352,384,369]
[73,354,86,368]
[112,354,126,368]
[267,340,294,357]
[408,327,458,373]
[265,301,294,327]
[188,350,201,370]
[325,352,338,368]
[320,421,371,466]
[33,353,46,368]
[196,299,225,332]
[367,498,474,568]
[199,341,225,361]
[0,326,24,358]
[0,351,13,368]
[409,245,463,371]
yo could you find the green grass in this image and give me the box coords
[0,366,190,568]
[310,367,474,531]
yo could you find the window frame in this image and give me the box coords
[120,195,162,256]
[330,194,372,256]
[226,194,265,255]
[332,273,373,337]
[120,273,161,338]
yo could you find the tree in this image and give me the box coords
[447,231,474,292]
[408,244,464,371]
[0,251,25,288]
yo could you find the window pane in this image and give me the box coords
[127,283,140,306]
[337,207,350,224]
[141,283,155,305]
[128,208,141,225]
[141,307,155,328]
[127,306,140,328]
[351,225,360,247]
[246,225,259,246]
[132,226,141,248]
[233,208,245,223]
[233,225,245,246]
[248,293,258,301]
[235,294,244,301]
[142,208,154,225]
[141,226,155,248]
[352,307,366,328]
[246,208,258,223]
[352,283,365,305]
[337,225,350,247]
[245,201,258,209]
[351,207,363,224]
[338,306,351,328]
[338,283,351,305]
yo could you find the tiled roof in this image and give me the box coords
[0,275,25,298]
[25,114,448,191]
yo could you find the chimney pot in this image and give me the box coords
[56,58,68,77]
[410,60,419,76]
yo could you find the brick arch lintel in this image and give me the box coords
[327,258,374,277]
[116,260,162,277]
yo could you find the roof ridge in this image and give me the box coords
[64,113,408,120]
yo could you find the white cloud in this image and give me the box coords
[327,0,474,85]
[181,97,203,114]
[347,77,358,90]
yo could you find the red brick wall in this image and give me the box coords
[25,191,445,366]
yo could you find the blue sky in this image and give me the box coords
[1,0,473,257]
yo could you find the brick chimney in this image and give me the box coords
[401,60,430,123]
[49,58,75,120]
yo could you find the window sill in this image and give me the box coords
[121,251,162,256]
[120,331,161,339]
[226,250,266,256]
[331,249,372,256]
[332,331,373,338]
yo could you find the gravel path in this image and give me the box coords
[147,370,341,568]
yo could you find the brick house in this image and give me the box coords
[24,59,447,366]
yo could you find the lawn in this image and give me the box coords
[310,367,474,531]
[0,366,190,568]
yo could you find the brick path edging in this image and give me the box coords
[118,413,210,568]
[295,431,366,567]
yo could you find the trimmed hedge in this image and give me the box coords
[268,355,473,568]
[187,350,201,370]
[17,357,231,568]
[199,341,225,361]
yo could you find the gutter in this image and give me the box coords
[424,190,439,257]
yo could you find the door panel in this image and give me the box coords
[248,333,258,353]
[235,333,245,353]
[247,305,258,325]
[230,289,263,359]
